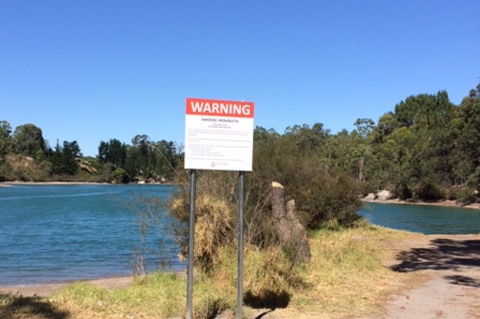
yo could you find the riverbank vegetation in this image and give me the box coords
[0,125,181,184]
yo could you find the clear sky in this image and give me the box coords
[1,1,479,156]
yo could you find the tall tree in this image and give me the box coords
[153,140,178,179]
[126,134,154,179]
[354,118,375,138]
[50,140,81,175]
[0,120,12,157]
[370,91,456,199]
[98,138,127,168]
[451,85,480,185]
[12,124,46,159]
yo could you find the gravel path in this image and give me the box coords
[359,234,480,319]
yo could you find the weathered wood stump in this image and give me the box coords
[271,181,311,263]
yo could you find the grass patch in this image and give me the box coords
[1,225,420,319]
[53,273,186,318]
[289,225,414,318]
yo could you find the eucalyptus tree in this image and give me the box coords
[369,91,456,200]
[0,120,12,180]
[354,118,375,138]
[98,138,127,168]
[451,85,480,186]
[408,91,455,198]
[350,118,376,182]
[126,134,153,179]
[152,140,178,179]
[12,123,46,159]
[283,122,330,156]
[50,140,81,175]
[0,120,12,157]
[125,135,179,181]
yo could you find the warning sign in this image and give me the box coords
[184,98,254,171]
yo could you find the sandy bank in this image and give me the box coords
[0,276,134,297]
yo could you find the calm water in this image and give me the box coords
[0,184,182,286]
[360,202,480,235]
[2,185,480,286]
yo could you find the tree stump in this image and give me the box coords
[271,181,311,263]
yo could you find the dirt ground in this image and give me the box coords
[1,234,479,319]
[355,234,480,319]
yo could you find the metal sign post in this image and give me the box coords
[185,169,196,319]
[237,171,245,319]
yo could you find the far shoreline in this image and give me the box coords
[362,197,480,211]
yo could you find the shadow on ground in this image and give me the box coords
[390,238,480,287]
[0,293,70,319]
[244,289,290,310]
[244,289,291,319]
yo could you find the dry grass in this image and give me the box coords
[193,195,235,266]
[271,225,423,318]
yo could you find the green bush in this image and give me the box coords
[112,168,130,183]
[414,180,444,201]
[452,187,477,205]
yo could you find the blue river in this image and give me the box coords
[359,202,480,235]
[1,184,479,285]
[0,184,181,286]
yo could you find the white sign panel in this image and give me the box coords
[184,97,254,171]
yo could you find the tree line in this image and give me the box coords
[366,84,480,203]
[1,83,480,206]
[0,123,181,183]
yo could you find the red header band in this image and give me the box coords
[186,98,254,118]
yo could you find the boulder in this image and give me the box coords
[364,193,376,201]
[375,190,393,201]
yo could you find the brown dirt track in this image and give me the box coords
[355,233,480,319]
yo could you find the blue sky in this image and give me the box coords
[1,1,479,156]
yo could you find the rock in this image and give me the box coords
[375,190,394,201]
[75,158,98,173]
[364,193,376,201]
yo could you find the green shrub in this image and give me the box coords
[112,168,130,183]
[452,187,477,205]
[414,180,444,201]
